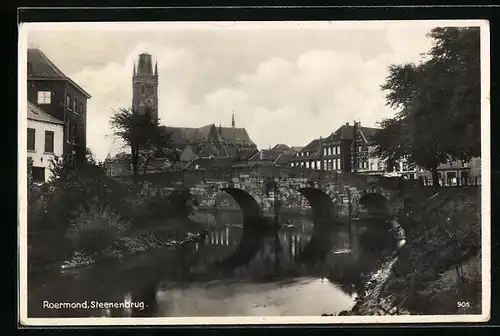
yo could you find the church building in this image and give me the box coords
[105,52,258,176]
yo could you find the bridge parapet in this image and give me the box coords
[139,172,405,219]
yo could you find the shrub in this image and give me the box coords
[39,159,130,234]
[66,203,131,259]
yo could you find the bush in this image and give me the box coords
[66,203,131,259]
[38,160,130,235]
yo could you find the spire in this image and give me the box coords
[133,62,136,77]
[154,60,158,76]
[231,111,235,127]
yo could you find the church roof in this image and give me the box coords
[161,124,256,149]
[160,125,215,145]
[218,127,255,146]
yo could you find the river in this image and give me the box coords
[27,210,395,318]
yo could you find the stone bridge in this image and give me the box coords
[188,173,410,225]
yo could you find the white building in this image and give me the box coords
[27,102,64,183]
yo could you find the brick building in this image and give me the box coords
[289,122,384,175]
[27,48,91,164]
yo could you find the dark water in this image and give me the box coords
[28,210,394,318]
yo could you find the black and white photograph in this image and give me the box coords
[18,20,490,325]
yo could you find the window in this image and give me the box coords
[316,161,320,170]
[44,131,54,153]
[328,160,333,170]
[306,162,310,168]
[32,167,45,183]
[72,124,77,143]
[336,158,340,170]
[323,160,327,169]
[80,102,84,115]
[65,120,71,142]
[66,95,72,111]
[73,99,78,114]
[402,162,408,171]
[37,91,51,104]
[358,146,362,152]
[27,128,35,151]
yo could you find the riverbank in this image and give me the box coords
[342,187,481,316]
[59,217,205,270]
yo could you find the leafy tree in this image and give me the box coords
[109,108,171,181]
[374,27,480,186]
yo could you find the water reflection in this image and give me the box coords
[28,209,395,318]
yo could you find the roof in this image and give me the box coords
[272,144,290,152]
[289,146,303,153]
[249,149,282,161]
[302,139,320,152]
[161,125,214,145]
[218,127,255,146]
[27,48,92,99]
[27,102,64,125]
[330,123,380,142]
[197,142,222,158]
[274,153,295,165]
[359,126,380,143]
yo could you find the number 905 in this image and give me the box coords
[457,301,471,308]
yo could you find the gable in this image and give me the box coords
[218,127,255,146]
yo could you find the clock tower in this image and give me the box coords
[132,53,158,121]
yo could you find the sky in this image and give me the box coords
[24,21,444,161]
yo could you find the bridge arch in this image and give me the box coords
[297,187,340,226]
[220,187,264,221]
[293,187,343,264]
[358,192,392,220]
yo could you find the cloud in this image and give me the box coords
[63,27,433,161]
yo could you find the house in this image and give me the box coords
[420,158,481,186]
[289,122,386,175]
[27,48,91,164]
[27,102,64,183]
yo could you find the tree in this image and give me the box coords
[85,147,98,165]
[374,27,480,186]
[109,108,171,181]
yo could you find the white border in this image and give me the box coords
[18,20,491,326]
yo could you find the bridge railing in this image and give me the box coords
[421,177,481,187]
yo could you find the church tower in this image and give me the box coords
[132,53,158,121]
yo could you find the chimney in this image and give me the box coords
[231,111,235,128]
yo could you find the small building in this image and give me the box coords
[27,102,64,183]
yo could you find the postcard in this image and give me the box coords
[18,19,490,326]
